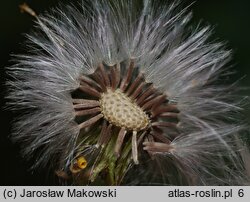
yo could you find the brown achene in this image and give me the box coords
[72,59,180,164]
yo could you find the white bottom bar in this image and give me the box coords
[0,186,249,202]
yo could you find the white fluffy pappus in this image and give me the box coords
[6,0,250,185]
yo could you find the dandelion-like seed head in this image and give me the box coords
[6,0,250,185]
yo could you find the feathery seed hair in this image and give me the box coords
[6,0,250,185]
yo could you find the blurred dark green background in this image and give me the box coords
[0,0,250,185]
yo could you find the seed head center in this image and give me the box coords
[100,88,149,131]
